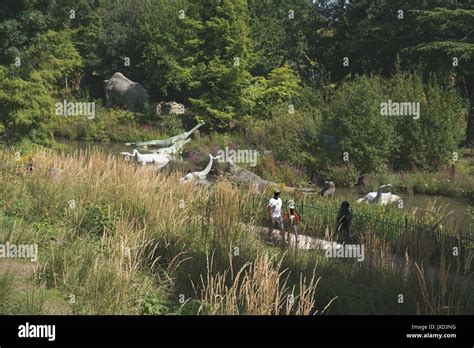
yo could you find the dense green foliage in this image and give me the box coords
[1,1,473,317]
[0,0,472,175]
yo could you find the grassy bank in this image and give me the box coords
[53,106,184,143]
[0,148,472,315]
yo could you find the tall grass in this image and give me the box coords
[193,251,333,315]
[0,147,472,314]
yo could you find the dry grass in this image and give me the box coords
[0,147,471,315]
[1,147,333,315]
[414,256,472,315]
[193,251,335,315]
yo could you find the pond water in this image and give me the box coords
[335,188,470,233]
[56,138,471,232]
[57,138,134,155]
[56,137,187,171]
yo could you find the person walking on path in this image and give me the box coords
[336,201,352,243]
[283,199,300,247]
[267,189,284,245]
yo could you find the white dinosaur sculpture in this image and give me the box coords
[181,154,220,183]
[152,138,191,156]
[120,149,170,170]
[126,122,204,148]
[356,184,401,205]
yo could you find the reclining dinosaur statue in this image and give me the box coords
[224,160,316,194]
[225,160,275,193]
[356,184,401,205]
[119,149,170,170]
[126,122,204,148]
[181,154,220,185]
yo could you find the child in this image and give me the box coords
[283,200,300,246]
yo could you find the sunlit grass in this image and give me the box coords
[0,147,472,315]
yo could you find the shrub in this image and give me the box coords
[326,75,396,173]
[139,292,170,315]
[247,106,321,173]
[389,72,466,171]
[80,204,114,237]
[323,164,359,188]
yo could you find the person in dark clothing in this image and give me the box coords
[336,201,352,243]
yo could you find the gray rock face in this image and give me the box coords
[104,72,149,111]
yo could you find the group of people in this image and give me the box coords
[267,189,353,247]
[267,189,300,247]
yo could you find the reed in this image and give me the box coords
[193,251,332,315]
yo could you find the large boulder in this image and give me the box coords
[104,72,149,112]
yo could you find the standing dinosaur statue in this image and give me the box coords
[319,181,335,198]
[181,154,220,183]
[126,122,204,148]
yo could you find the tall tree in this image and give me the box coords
[185,0,253,130]
[139,0,196,101]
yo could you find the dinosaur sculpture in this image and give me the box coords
[181,154,220,183]
[152,138,190,156]
[127,122,204,148]
[225,160,274,192]
[120,149,170,169]
[356,184,401,205]
[319,181,335,198]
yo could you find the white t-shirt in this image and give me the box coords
[268,197,282,219]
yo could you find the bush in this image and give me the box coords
[80,204,114,237]
[253,156,308,186]
[326,75,396,173]
[140,292,170,315]
[321,72,467,173]
[54,107,166,143]
[247,106,321,173]
[323,164,359,188]
[389,72,466,171]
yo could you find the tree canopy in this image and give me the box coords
[0,0,472,171]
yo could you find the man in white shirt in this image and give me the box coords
[267,189,284,241]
